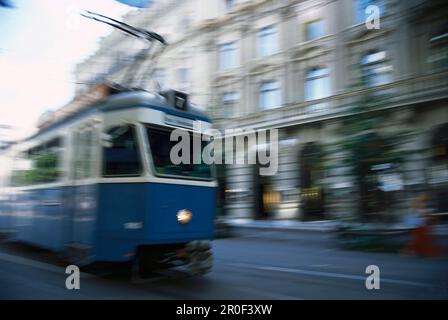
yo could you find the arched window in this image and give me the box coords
[361,50,392,87]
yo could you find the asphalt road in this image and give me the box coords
[1,229,447,300]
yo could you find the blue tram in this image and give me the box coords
[0,88,217,275]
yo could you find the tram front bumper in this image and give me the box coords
[185,240,213,275]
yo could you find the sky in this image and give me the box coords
[0,0,135,140]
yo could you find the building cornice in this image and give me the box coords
[214,71,448,130]
[289,34,335,61]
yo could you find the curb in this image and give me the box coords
[224,219,337,233]
[223,220,448,236]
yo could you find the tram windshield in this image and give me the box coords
[146,126,213,180]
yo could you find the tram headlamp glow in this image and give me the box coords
[177,209,192,224]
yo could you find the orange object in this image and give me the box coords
[404,224,442,257]
[403,193,443,257]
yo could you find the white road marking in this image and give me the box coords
[310,264,332,268]
[229,262,440,288]
[0,251,94,278]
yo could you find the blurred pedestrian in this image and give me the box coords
[402,193,442,257]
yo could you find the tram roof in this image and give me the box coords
[25,89,211,142]
[99,89,210,122]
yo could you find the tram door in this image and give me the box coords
[68,125,99,261]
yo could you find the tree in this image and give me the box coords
[328,74,414,222]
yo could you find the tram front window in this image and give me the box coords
[146,126,213,180]
[103,125,142,177]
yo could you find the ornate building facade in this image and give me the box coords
[75,0,448,222]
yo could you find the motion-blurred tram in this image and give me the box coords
[0,88,217,276]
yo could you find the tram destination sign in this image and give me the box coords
[165,114,195,130]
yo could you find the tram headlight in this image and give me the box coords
[177,209,192,224]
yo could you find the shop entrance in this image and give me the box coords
[300,143,325,221]
[253,165,279,220]
[430,124,448,217]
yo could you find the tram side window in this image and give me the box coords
[103,125,142,177]
[10,152,31,187]
[11,138,62,186]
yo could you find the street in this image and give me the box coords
[0,229,447,300]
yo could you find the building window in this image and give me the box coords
[305,67,331,101]
[355,0,385,24]
[103,125,142,177]
[222,92,240,117]
[219,42,239,70]
[257,25,278,58]
[176,68,191,91]
[225,0,235,11]
[177,16,191,32]
[428,24,448,71]
[361,50,393,87]
[259,81,281,110]
[306,20,325,41]
[177,68,190,83]
[153,68,167,89]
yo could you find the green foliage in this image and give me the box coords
[334,91,410,175]
[325,78,415,221]
[12,153,59,186]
